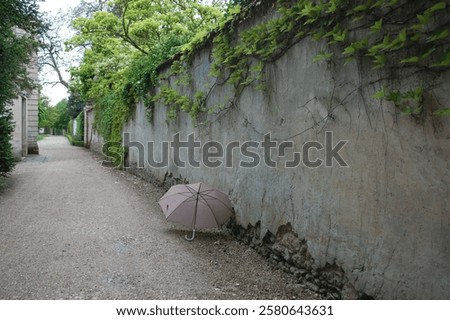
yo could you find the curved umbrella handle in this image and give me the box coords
[185,229,196,241]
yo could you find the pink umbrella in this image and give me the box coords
[158,182,232,240]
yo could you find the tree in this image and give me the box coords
[38,1,110,90]
[53,99,70,134]
[38,98,70,135]
[66,0,225,144]
[0,0,43,176]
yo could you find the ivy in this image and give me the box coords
[159,0,449,120]
[154,86,206,121]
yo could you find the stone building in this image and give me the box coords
[9,56,39,160]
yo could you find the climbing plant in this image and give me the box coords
[156,0,449,121]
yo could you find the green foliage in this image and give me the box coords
[68,0,224,142]
[70,0,449,126]
[39,97,71,134]
[76,112,84,141]
[173,0,448,119]
[67,111,85,145]
[0,0,43,176]
[154,86,206,120]
[0,106,15,176]
[38,95,51,129]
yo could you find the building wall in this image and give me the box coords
[9,53,39,158]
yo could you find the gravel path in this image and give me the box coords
[0,136,317,300]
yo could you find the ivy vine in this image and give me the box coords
[155,0,450,121]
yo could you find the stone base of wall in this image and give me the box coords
[228,221,373,300]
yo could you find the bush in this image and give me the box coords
[0,107,15,176]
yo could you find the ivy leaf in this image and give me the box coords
[433,108,450,116]
[373,54,387,68]
[370,0,384,9]
[416,14,430,26]
[401,106,422,116]
[326,0,337,13]
[313,51,334,62]
[421,48,436,58]
[343,39,368,55]
[370,19,383,33]
[351,4,368,13]
[400,56,419,64]
[431,50,450,68]
[372,87,385,99]
[427,29,450,43]
[330,29,347,43]
[425,2,446,15]
[344,56,354,65]
[386,90,401,104]
[398,28,407,43]
[343,45,355,55]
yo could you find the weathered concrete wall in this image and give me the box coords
[120,9,450,299]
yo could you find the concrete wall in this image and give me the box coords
[84,7,450,299]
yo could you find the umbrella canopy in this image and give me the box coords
[158,182,232,240]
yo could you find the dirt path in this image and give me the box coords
[0,136,316,300]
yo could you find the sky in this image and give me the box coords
[39,0,80,105]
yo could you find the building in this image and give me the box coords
[9,56,39,160]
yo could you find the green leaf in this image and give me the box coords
[386,90,401,103]
[333,29,347,42]
[373,54,387,68]
[313,51,334,62]
[425,2,446,15]
[372,88,385,99]
[431,50,450,68]
[433,108,450,116]
[421,48,436,58]
[370,19,383,33]
[416,14,429,26]
[398,28,407,42]
[427,29,450,43]
[343,45,355,55]
[352,4,368,13]
[344,56,354,64]
[400,56,419,64]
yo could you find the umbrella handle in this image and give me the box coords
[185,229,196,241]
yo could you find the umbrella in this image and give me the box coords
[158,182,232,240]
